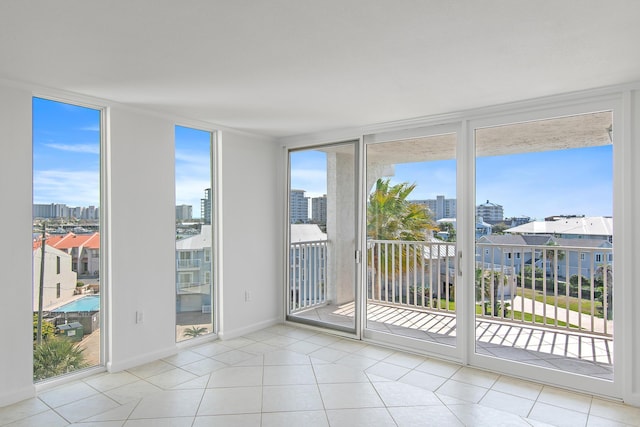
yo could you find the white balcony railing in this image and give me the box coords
[367,240,457,314]
[177,259,201,270]
[290,238,612,337]
[290,240,328,313]
[177,281,203,294]
[475,243,613,336]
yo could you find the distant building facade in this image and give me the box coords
[412,195,456,220]
[201,188,212,225]
[176,204,193,221]
[505,216,532,227]
[40,232,101,277]
[33,203,99,220]
[290,189,309,223]
[476,200,504,224]
[477,233,612,281]
[311,195,327,224]
[175,225,213,313]
[436,217,492,239]
[32,244,77,311]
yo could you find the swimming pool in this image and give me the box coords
[52,295,100,312]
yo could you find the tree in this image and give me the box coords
[367,178,436,299]
[543,241,565,279]
[33,337,88,381]
[183,326,208,338]
[438,222,456,242]
[491,222,509,234]
[475,268,509,317]
[595,263,613,320]
[32,315,55,341]
[367,178,435,241]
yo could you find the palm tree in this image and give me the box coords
[183,326,208,338]
[367,178,435,299]
[595,263,613,320]
[543,241,565,279]
[33,337,88,381]
[475,268,509,316]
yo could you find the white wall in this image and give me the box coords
[0,80,282,407]
[0,84,35,406]
[107,106,177,370]
[218,132,283,338]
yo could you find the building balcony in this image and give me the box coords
[177,281,210,294]
[290,239,613,379]
[177,259,201,270]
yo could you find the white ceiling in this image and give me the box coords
[1,1,639,138]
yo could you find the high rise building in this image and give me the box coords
[311,195,327,225]
[476,200,504,224]
[201,188,212,225]
[290,189,309,223]
[33,203,99,220]
[176,204,193,221]
[411,196,457,220]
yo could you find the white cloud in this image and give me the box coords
[290,169,327,197]
[175,177,211,213]
[45,143,99,154]
[33,170,99,206]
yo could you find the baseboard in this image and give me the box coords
[107,346,177,373]
[0,385,35,409]
[625,391,640,408]
[218,318,281,340]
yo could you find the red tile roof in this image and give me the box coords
[33,232,100,250]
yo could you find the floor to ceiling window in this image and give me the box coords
[473,110,614,382]
[284,98,622,398]
[175,125,215,342]
[32,97,103,381]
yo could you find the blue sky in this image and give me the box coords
[175,125,212,219]
[33,97,101,207]
[33,99,612,221]
[291,145,613,220]
[290,150,327,198]
[33,99,213,218]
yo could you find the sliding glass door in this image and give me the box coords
[363,125,460,358]
[284,98,621,398]
[470,106,618,395]
[287,141,359,334]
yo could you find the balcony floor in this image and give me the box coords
[292,301,613,381]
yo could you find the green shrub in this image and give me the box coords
[33,337,88,381]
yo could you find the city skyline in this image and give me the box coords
[33,100,213,220]
[34,100,612,222]
[290,145,613,221]
[175,125,212,219]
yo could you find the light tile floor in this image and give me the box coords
[1,324,638,427]
[294,302,614,379]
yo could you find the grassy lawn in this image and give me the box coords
[515,288,603,318]
[429,299,575,328]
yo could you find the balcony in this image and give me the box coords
[290,239,613,379]
[177,259,201,270]
[290,240,328,311]
[177,281,209,294]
